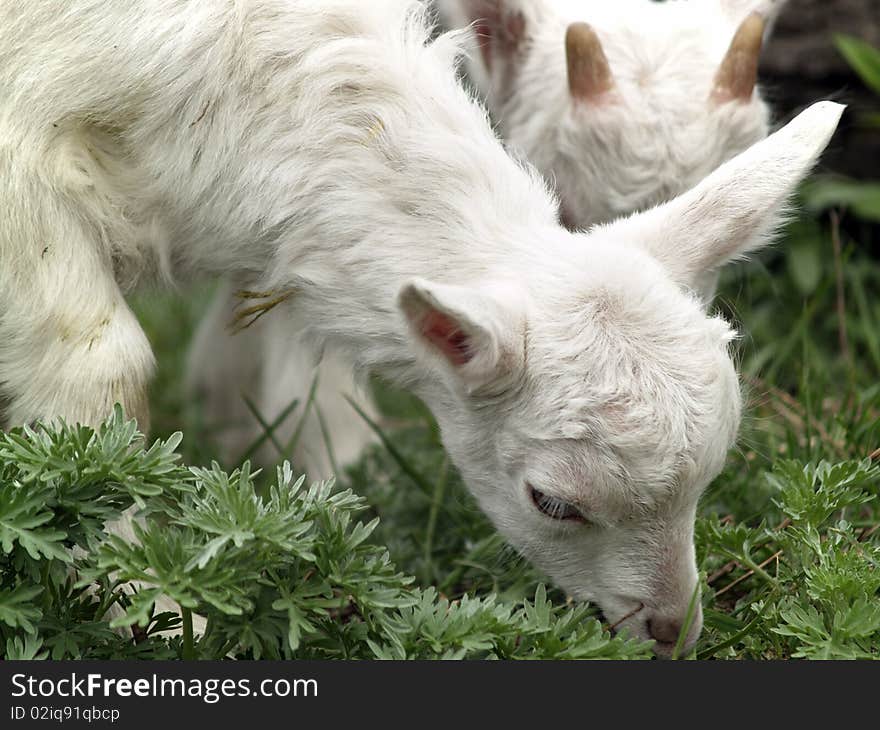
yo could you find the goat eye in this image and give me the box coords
[527,484,587,524]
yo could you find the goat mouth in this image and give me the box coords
[605,602,645,633]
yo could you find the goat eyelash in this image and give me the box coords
[527,483,589,525]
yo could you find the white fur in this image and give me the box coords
[0,0,841,653]
[199,0,790,481]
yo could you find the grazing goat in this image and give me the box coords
[436,0,789,228]
[194,0,789,476]
[0,0,841,653]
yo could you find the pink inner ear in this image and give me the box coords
[421,310,473,366]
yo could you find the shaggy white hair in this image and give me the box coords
[200,0,789,480]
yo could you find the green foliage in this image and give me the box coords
[373,586,650,659]
[835,34,880,98]
[802,36,880,221]
[0,410,646,660]
[5,401,871,660]
[697,460,880,659]
[803,179,880,223]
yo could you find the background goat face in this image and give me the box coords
[399,100,843,653]
[440,0,790,228]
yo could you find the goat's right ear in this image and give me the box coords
[603,102,844,292]
[438,1,547,81]
[398,278,524,394]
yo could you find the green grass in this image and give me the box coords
[1,205,879,660]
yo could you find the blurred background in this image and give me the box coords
[763,0,879,183]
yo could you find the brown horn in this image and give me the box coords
[565,22,613,101]
[712,12,765,103]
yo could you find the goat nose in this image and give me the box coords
[647,616,683,645]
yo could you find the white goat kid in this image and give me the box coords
[437,0,789,229]
[195,0,788,477]
[0,0,841,654]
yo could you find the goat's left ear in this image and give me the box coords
[398,278,524,394]
[605,102,844,292]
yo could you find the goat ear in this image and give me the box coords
[440,1,545,77]
[604,102,844,291]
[398,279,524,393]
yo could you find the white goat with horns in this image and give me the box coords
[0,0,841,654]
[437,0,790,229]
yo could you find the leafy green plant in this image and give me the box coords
[835,34,880,101]
[0,409,649,660]
[696,460,880,659]
[802,35,880,220]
